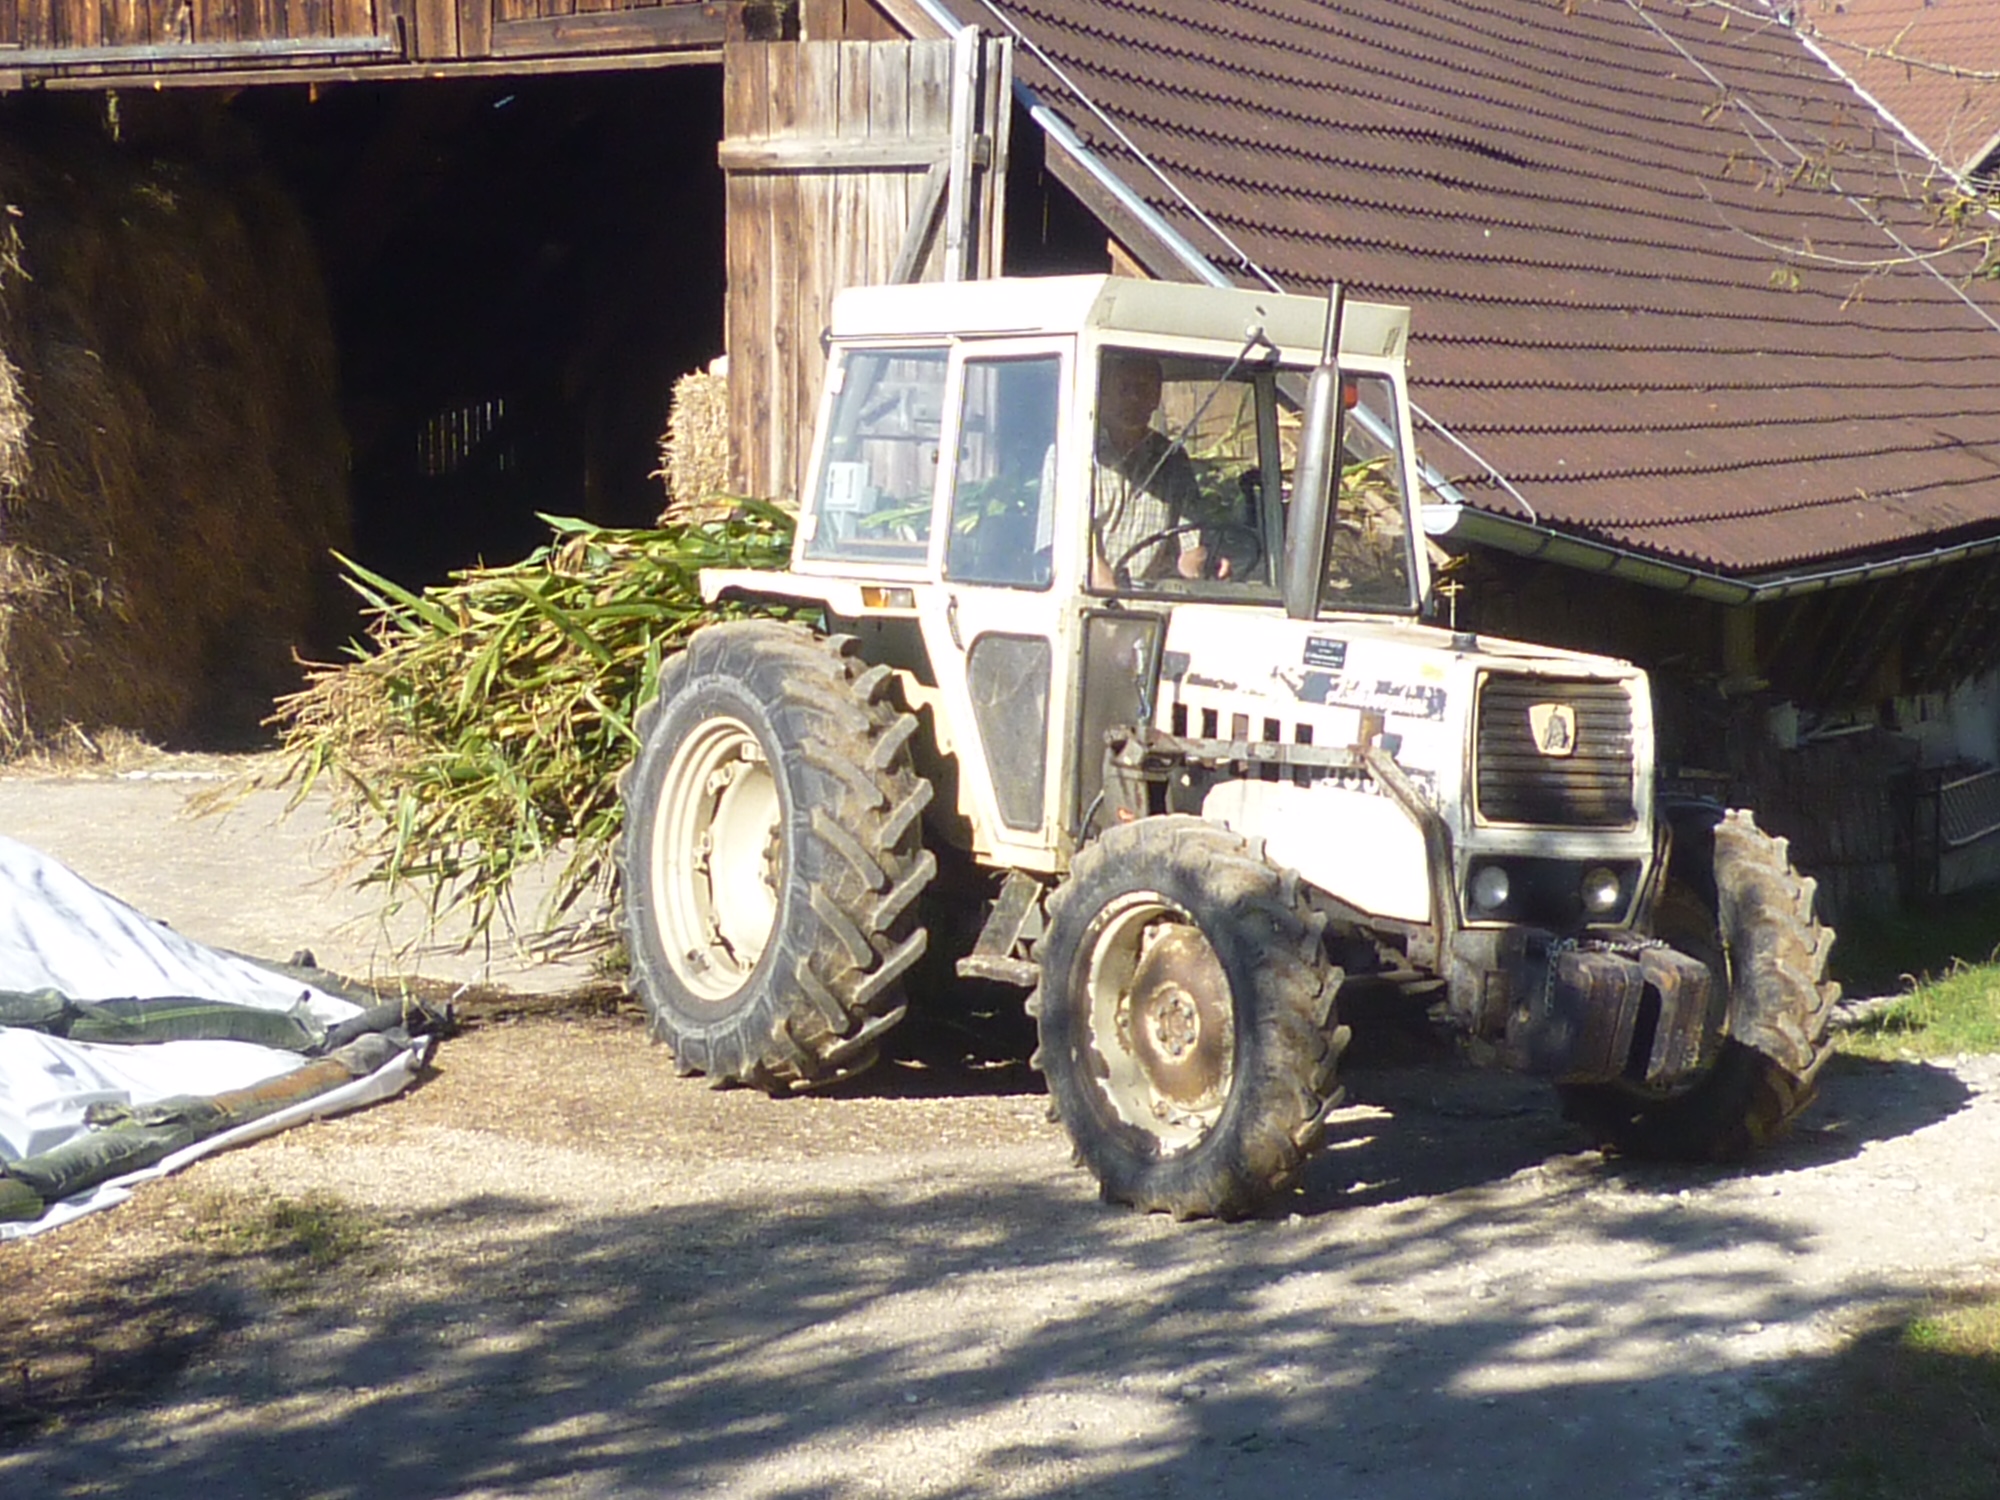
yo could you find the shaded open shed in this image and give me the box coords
[0,0,1074,747]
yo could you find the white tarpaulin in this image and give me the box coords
[0,833,431,1237]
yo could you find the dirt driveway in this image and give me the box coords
[2,762,1997,1499]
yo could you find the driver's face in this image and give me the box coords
[1100,358,1162,447]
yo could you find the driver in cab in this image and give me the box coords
[1090,353,1228,589]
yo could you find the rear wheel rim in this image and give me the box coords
[650,715,782,1002]
[1081,893,1235,1153]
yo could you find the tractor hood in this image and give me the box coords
[1155,605,1655,923]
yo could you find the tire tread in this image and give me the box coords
[618,620,934,1092]
[1031,816,1344,1220]
[1561,808,1838,1160]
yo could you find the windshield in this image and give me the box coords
[801,347,948,565]
[1089,347,1418,612]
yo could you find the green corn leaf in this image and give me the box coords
[247,510,794,955]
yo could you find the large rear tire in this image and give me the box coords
[1561,809,1839,1159]
[619,621,936,1090]
[1030,817,1347,1219]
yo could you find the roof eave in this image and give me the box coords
[966,4,2000,604]
[1425,501,2000,605]
[885,0,960,39]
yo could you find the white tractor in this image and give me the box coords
[618,275,1838,1218]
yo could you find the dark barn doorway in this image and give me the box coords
[235,67,726,588]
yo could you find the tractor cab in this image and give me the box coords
[705,275,1433,872]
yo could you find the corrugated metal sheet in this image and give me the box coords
[969,0,2000,577]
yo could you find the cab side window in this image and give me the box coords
[944,355,1060,589]
[803,347,948,563]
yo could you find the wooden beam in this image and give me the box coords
[865,0,941,39]
[1106,237,1149,278]
[413,0,456,60]
[490,2,724,57]
[798,0,836,38]
[718,132,962,171]
[333,0,370,44]
[456,0,490,57]
[1721,603,1759,693]
[940,19,974,280]
[840,0,900,41]
[724,38,770,496]
[31,44,718,83]
[980,32,1011,276]
[888,158,946,282]
[0,33,398,62]
[1038,144,1200,283]
[765,39,801,501]
[107,0,142,50]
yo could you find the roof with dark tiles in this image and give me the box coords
[945,0,2000,578]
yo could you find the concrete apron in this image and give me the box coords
[0,772,598,995]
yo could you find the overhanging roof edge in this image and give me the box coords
[1426,502,2000,604]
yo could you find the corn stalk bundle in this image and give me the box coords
[262,505,792,953]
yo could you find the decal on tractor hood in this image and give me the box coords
[1529,702,1578,758]
[1282,669,1448,722]
[1303,636,1348,670]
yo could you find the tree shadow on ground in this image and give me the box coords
[1296,1045,1976,1215]
[0,1172,1935,1500]
[0,1054,1980,1499]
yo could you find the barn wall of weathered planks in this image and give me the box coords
[0,0,731,83]
[720,33,1009,504]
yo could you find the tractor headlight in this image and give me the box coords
[1469,864,1511,914]
[1580,866,1624,916]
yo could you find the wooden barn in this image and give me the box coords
[0,0,1055,757]
[0,0,1037,588]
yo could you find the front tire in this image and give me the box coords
[1031,817,1347,1219]
[619,621,936,1090]
[1561,809,1839,1159]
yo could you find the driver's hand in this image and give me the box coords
[1177,545,1231,580]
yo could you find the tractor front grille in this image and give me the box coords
[1475,674,1637,828]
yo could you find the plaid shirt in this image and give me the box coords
[1092,429,1200,585]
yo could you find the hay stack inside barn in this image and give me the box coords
[0,115,348,752]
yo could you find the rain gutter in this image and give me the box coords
[1424,499,2000,605]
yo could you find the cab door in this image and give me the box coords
[914,338,1075,871]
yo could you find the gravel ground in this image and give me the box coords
[1,762,1997,1499]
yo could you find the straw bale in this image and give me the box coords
[0,120,348,753]
[655,358,736,526]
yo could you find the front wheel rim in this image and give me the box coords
[650,715,782,1002]
[1080,893,1236,1153]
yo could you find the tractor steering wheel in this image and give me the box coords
[1113,521,1264,583]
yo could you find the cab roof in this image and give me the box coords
[827,275,1410,366]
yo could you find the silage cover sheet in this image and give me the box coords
[0,833,427,1238]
